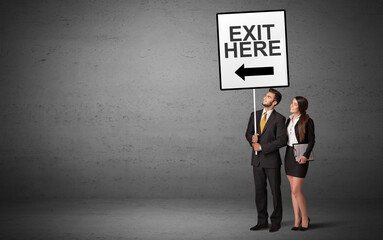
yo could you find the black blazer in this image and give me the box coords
[246,110,287,168]
[286,117,315,159]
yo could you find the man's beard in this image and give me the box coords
[262,102,272,107]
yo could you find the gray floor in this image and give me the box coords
[1,198,382,240]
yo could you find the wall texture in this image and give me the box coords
[1,0,382,200]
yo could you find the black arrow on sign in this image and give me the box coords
[235,64,274,81]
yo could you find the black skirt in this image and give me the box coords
[285,146,309,178]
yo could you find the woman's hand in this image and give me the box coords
[298,156,307,164]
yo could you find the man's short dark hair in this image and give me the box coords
[269,88,282,105]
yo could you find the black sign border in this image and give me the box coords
[216,10,290,91]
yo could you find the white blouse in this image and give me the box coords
[287,114,300,147]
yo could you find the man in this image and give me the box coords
[245,88,287,232]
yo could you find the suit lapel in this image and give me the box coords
[256,110,262,134]
[286,118,290,127]
[294,119,300,142]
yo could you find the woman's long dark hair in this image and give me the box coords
[295,96,309,142]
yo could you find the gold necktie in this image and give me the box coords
[260,112,267,133]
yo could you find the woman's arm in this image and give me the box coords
[303,118,315,158]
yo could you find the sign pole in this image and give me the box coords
[253,89,257,155]
[217,10,289,155]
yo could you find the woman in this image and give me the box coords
[285,96,315,231]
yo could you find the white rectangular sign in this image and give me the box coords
[217,10,289,90]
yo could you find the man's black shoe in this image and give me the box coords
[269,225,281,232]
[250,223,268,231]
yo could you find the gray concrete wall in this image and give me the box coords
[1,0,382,200]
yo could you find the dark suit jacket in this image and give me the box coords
[246,110,287,168]
[286,117,315,159]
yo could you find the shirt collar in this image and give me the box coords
[289,114,301,121]
[262,108,274,116]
